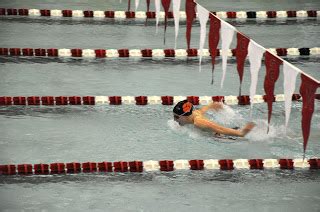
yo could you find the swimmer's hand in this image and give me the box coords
[240,122,256,137]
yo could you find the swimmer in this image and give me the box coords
[173,100,255,137]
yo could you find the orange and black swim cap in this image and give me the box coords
[173,100,193,116]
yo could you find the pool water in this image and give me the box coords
[0,0,320,211]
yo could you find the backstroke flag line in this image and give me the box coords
[188,1,319,155]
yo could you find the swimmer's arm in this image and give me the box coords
[199,102,223,114]
[194,117,244,137]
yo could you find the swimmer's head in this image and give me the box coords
[173,100,194,126]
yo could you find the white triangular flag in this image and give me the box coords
[173,0,181,49]
[197,4,209,72]
[248,40,266,111]
[220,21,235,88]
[155,0,161,34]
[283,61,300,128]
[135,0,140,11]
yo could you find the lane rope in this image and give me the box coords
[0,94,316,106]
[0,159,319,175]
[0,8,319,20]
[1,47,319,58]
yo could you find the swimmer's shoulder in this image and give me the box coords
[193,110,203,117]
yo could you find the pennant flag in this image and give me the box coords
[128,0,131,11]
[135,0,140,10]
[185,0,196,49]
[146,0,150,11]
[197,4,209,72]
[236,33,250,96]
[208,14,221,84]
[299,74,320,157]
[283,61,300,128]
[145,0,151,25]
[220,21,235,88]
[264,51,282,133]
[155,0,161,34]
[173,0,181,49]
[248,40,265,114]
[161,0,171,45]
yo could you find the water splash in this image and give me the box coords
[207,105,245,127]
[167,104,301,144]
[167,119,202,139]
[245,119,289,142]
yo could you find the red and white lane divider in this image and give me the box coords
[0,8,319,19]
[0,158,319,175]
[1,94,317,106]
[0,47,319,58]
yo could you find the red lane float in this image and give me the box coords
[66,162,81,173]
[0,158,318,175]
[83,96,95,105]
[159,160,174,171]
[55,96,68,105]
[82,162,97,173]
[17,164,33,175]
[0,94,316,106]
[0,48,8,55]
[47,48,58,57]
[34,164,49,175]
[68,96,81,105]
[98,162,113,172]
[161,96,174,105]
[41,96,54,105]
[189,160,204,170]
[129,161,143,172]
[35,48,46,56]
[50,163,65,174]
[40,9,50,16]
[71,49,82,57]
[248,159,264,169]
[0,165,17,175]
[0,97,12,105]
[84,11,93,17]
[113,161,128,172]
[187,49,198,57]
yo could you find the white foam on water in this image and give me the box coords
[207,104,245,127]
[168,105,295,143]
[167,119,202,139]
[245,119,289,142]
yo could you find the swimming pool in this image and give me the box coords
[0,0,320,211]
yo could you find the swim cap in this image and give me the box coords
[173,100,193,116]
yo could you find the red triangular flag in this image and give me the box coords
[299,74,319,157]
[235,32,250,96]
[208,14,221,84]
[128,0,131,11]
[146,0,150,12]
[145,0,151,26]
[161,0,171,45]
[185,0,196,50]
[264,51,282,133]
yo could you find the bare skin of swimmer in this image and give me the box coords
[173,102,255,137]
